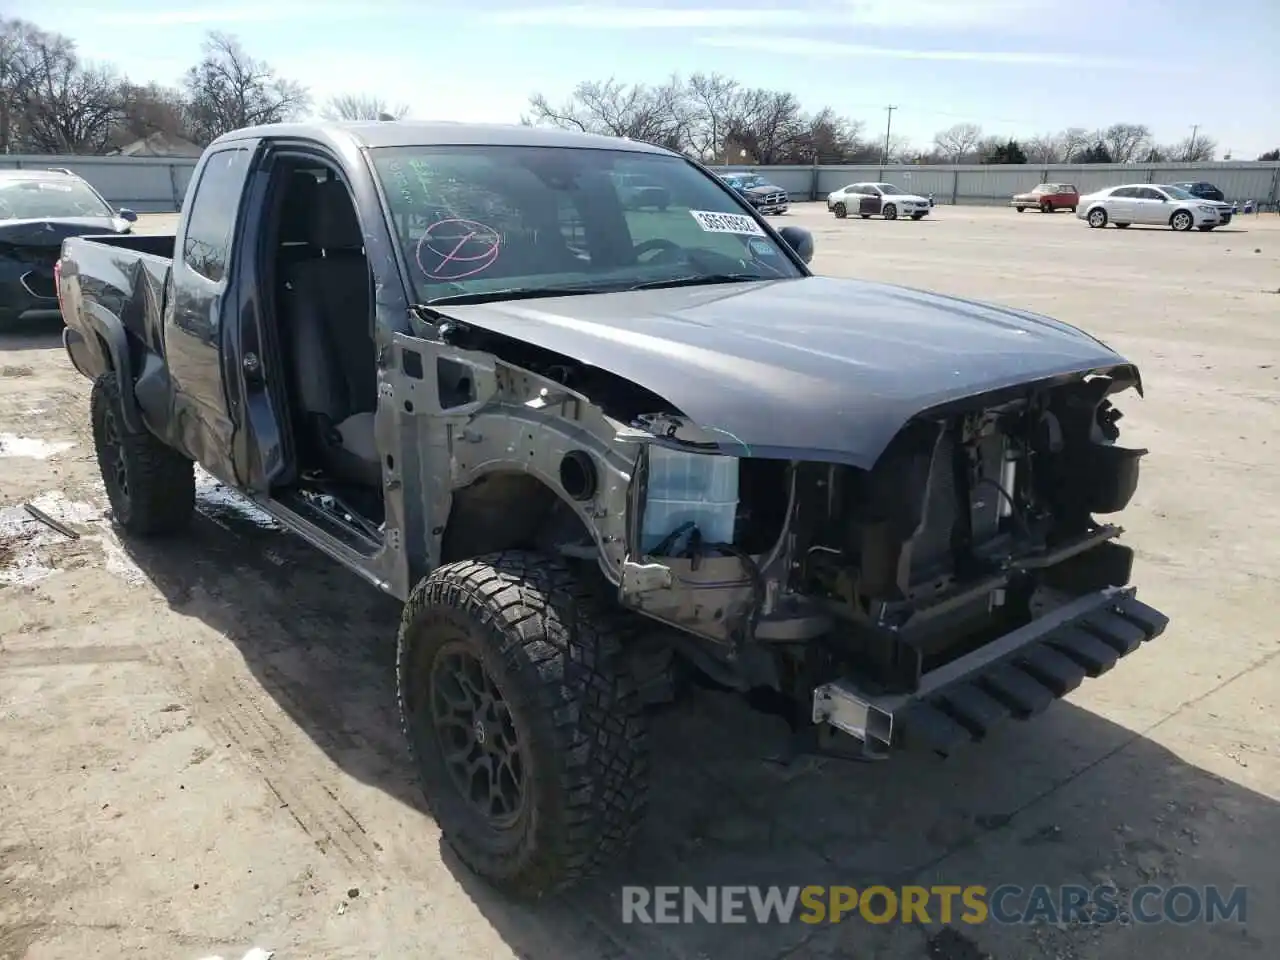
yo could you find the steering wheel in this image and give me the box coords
[633,237,685,264]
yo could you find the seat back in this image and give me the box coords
[280,180,376,449]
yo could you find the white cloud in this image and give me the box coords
[481,1,1050,31]
[698,34,1144,68]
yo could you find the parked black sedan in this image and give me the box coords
[0,168,136,326]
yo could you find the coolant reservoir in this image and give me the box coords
[640,445,739,554]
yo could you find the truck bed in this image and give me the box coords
[59,234,176,395]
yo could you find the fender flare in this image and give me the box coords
[82,302,144,434]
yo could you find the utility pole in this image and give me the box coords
[882,105,897,167]
[1187,123,1199,161]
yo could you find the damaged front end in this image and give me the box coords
[616,369,1168,759]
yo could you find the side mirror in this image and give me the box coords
[778,225,814,264]
[118,207,138,222]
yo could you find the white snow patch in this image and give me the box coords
[0,434,74,459]
[0,491,144,587]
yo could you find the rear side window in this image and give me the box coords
[182,147,252,283]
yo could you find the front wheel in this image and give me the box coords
[1170,210,1194,232]
[833,201,847,219]
[1087,208,1108,228]
[396,551,649,897]
[91,372,194,536]
[883,204,898,221]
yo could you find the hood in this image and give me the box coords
[743,183,785,196]
[440,277,1136,468]
[0,216,129,248]
[885,193,927,203]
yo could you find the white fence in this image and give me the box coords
[713,161,1280,208]
[0,155,197,213]
[3,154,1278,213]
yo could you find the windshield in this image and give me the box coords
[1159,185,1196,201]
[736,174,766,188]
[877,183,903,195]
[0,178,114,220]
[370,145,803,304]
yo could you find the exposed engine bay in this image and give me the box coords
[617,373,1146,700]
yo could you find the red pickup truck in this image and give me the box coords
[1011,183,1080,213]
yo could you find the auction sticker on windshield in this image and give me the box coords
[689,210,766,236]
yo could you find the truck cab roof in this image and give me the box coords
[209,120,678,155]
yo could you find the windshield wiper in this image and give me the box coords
[424,286,605,306]
[622,273,771,292]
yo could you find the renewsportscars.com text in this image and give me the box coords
[621,884,1248,926]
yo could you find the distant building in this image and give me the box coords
[110,132,204,158]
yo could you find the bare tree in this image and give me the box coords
[1100,122,1151,164]
[322,93,409,122]
[1176,133,1216,162]
[1025,133,1063,164]
[723,88,805,164]
[932,122,983,163]
[11,24,122,154]
[110,81,191,148]
[684,72,739,161]
[182,32,308,145]
[526,77,689,150]
[1058,127,1091,162]
[788,107,868,163]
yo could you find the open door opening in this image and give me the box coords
[258,157,385,543]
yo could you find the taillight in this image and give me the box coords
[53,258,66,317]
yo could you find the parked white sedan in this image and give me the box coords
[1076,184,1223,232]
[827,182,931,220]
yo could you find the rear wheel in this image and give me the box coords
[833,201,847,219]
[1115,223,1131,229]
[1040,201,1052,213]
[91,372,194,536]
[396,551,649,897]
[1170,210,1194,232]
[1015,206,1025,213]
[883,204,898,221]
[1087,207,1108,228]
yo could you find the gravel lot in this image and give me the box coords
[1,204,1277,960]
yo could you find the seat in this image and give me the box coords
[280,179,381,487]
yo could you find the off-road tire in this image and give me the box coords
[883,203,898,220]
[833,201,847,219]
[90,372,194,536]
[396,550,649,897]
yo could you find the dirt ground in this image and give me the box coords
[1,205,1277,960]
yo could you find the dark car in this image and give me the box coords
[0,168,136,326]
[719,172,790,214]
[1172,181,1226,203]
[59,121,1166,900]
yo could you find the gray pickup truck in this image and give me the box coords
[57,120,1167,897]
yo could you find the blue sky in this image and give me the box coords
[15,0,1279,158]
